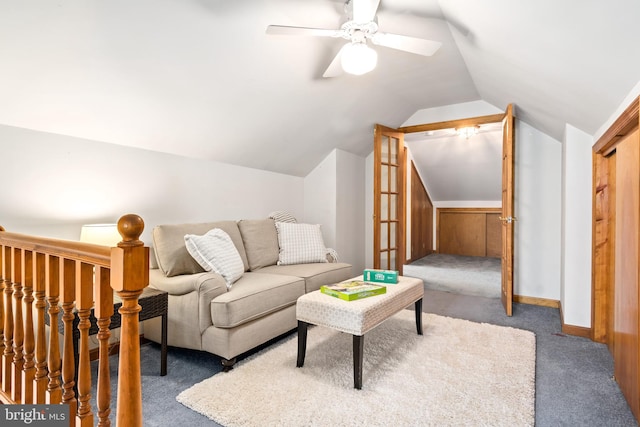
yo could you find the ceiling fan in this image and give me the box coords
[266,0,442,77]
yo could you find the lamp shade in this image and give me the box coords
[341,42,377,75]
[80,223,121,246]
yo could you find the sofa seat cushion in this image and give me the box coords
[255,262,352,293]
[211,272,305,328]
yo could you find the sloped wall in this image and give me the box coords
[1,124,304,244]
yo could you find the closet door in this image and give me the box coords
[410,162,432,260]
[614,128,640,420]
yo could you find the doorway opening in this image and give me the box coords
[374,106,515,315]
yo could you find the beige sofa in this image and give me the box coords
[144,218,352,369]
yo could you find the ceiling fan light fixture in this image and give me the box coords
[341,41,377,75]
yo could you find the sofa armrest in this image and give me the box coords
[149,268,228,340]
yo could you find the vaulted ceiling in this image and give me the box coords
[1,0,639,177]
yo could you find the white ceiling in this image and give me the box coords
[406,124,503,202]
[2,0,639,182]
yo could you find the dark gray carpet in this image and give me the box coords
[404,254,501,298]
[96,289,637,426]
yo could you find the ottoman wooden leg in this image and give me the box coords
[297,321,308,368]
[415,299,423,335]
[353,334,364,389]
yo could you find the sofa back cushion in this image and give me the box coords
[153,221,249,277]
[238,219,279,271]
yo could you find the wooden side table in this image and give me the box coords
[47,286,169,378]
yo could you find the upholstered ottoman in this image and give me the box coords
[295,275,424,389]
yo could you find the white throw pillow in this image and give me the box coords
[184,228,244,288]
[275,222,328,265]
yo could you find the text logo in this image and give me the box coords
[1,405,68,426]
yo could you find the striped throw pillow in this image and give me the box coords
[184,228,244,288]
[268,211,297,223]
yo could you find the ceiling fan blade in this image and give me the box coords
[322,45,347,78]
[371,32,442,56]
[266,25,342,38]
[352,0,381,24]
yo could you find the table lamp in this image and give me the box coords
[80,223,121,246]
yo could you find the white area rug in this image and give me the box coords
[177,310,536,427]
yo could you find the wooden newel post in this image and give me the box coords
[110,214,149,427]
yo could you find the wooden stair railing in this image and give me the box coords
[0,214,149,427]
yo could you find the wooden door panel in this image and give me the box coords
[374,125,405,273]
[439,212,486,256]
[486,213,502,258]
[614,128,640,420]
[410,162,433,261]
[501,104,515,316]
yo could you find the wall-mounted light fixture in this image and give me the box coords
[455,126,479,139]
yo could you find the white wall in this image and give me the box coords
[1,124,304,244]
[514,121,562,299]
[561,124,593,327]
[336,150,366,273]
[304,150,337,248]
[304,149,366,273]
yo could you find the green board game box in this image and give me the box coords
[363,269,399,284]
[320,281,386,301]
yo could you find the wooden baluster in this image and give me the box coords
[33,252,48,403]
[112,214,148,427]
[0,241,5,388]
[61,258,77,418]
[95,266,112,427]
[21,249,35,404]
[45,255,62,404]
[76,262,94,427]
[2,245,14,395]
[11,247,24,402]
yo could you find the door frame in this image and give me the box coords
[394,109,513,315]
[591,97,639,345]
